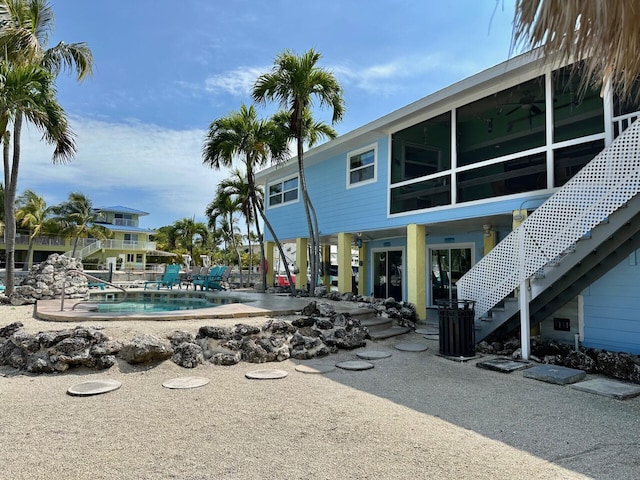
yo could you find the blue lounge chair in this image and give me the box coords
[201,265,232,291]
[144,264,182,290]
[193,266,222,291]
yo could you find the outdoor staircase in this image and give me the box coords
[64,241,101,260]
[458,119,640,343]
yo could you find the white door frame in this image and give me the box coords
[427,242,476,306]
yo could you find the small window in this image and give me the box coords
[268,176,299,207]
[348,145,376,187]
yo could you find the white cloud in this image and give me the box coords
[17,116,240,228]
[204,66,268,97]
[330,53,479,96]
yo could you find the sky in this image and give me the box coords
[18,0,521,230]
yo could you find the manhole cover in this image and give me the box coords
[395,343,428,352]
[67,379,122,397]
[245,369,288,380]
[162,376,210,389]
[356,350,392,360]
[295,363,335,374]
[336,360,374,371]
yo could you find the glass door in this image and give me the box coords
[430,246,472,304]
[373,249,403,300]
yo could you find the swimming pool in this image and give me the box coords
[35,290,305,322]
[90,291,239,314]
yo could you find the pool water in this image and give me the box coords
[95,296,234,313]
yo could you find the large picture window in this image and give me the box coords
[456,76,546,167]
[348,145,376,186]
[268,176,298,207]
[391,112,451,183]
[552,62,604,143]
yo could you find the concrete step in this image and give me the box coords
[360,315,393,332]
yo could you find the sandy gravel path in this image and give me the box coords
[1,304,638,479]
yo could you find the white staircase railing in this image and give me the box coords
[458,119,640,319]
[64,240,102,259]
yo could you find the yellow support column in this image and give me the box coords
[407,224,426,321]
[512,209,528,229]
[321,245,331,288]
[358,243,367,296]
[337,232,352,293]
[265,241,275,288]
[295,237,308,291]
[483,224,497,256]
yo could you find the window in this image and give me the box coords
[457,76,546,167]
[390,175,451,214]
[348,146,376,186]
[552,62,604,143]
[268,176,299,207]
[457,153,546,203]
[391,112,451,183]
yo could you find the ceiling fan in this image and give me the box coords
[501,92,545,131]
[501,93,545,117]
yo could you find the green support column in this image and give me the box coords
[358,243,367,296]
[407,224,426,321]
[265,241,275,288]
[295,237,308,291]
[337,232,352,293]
[321,245,331,288]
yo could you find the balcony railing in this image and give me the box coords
[112,218,138,227]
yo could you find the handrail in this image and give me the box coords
[61,269,128,311]
[458,118,640,319]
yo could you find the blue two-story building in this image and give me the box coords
[256,50,640,355]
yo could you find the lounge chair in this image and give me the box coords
[143,264,182,290]
[192,266,221,291]
[181,266,204,289]
[194,265,231,291]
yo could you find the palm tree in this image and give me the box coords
[253,48,344,294]
[171,217,209,262]
[202,102,296,293]
[52,192,109,257]
[206,186,243,286]
[219,169,255,287]
[0,0,94,294]
[15,189,54,270]
[512,0,640,101]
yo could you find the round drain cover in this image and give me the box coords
[356,350,392,360]
[336,360,374,371]
[162,376,210,389]
[67,379,122,397]
[395,343,429,352]
[295,363,335,374]
[415,328,438,336]
[245,369,288,380]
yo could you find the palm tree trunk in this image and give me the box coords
[72,235,79,257]
[23,236,35,271]
[4,113,24,295]
[254,196,296,295]
[252,201,266,292]
[228,215,243,288]
[297,138,318,295]
[246,223,252,289]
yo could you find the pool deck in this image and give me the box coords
[35,289,371,322]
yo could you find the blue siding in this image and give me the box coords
[263,134,549,242]
[582,253,640,354]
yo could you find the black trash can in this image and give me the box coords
[436,299,476,357]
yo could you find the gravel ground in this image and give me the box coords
[1,304,639,479]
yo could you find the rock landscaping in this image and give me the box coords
[0,300,371,373]
[477,336,640,385]
[8,254,88,306]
